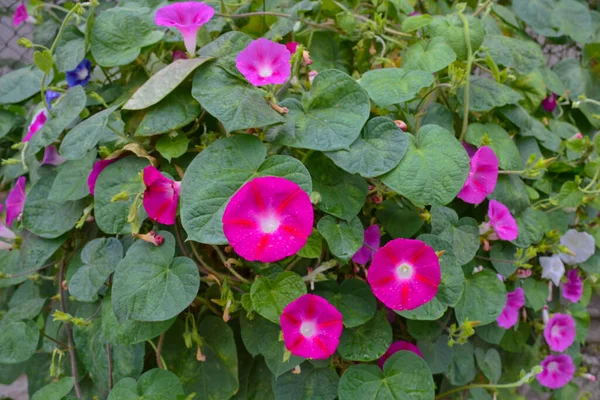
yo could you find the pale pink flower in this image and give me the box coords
[536,354,575,389]
[41,146,65,166]
[236,38,291,86]
[457,146,499,205]
[352,225,380,265]
[155,2,215,55]
[544,313,576,352]
[87,159,117,196]
[222,176,313,263]
[23,108,48,142]
[367,238,441,311]
[280,294,343,359]
[5,176,26,227]
[488,200,518,241]
[377,341,423,369]
[0,206,16,251]
[497,287,525,329]
[562,269,583,303]
[394,120,407,132]
[143,166,181,226]
[13,4,35,27]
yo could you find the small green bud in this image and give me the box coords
[110,191,130,202]
[17,37,33,48]
[310,191,322,205]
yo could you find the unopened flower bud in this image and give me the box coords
[394,120,407,131]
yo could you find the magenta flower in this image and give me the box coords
[542,94,557,113]
[457,146,499,205]
[172,50,188,61]
[497,287,525,329]
[488,200,518,241]
[87,159,116,196]
[13,4,35,27]
[280,294,343,359]
[222,176,313,263]
[155,2,215,55]
[562,269,583,303]
[367,238,441,311]
[536,354,575,389]
[143,166,181,226]
[23,108,48,143]
[285,42,298,54]
[462,142,477,158]
[5,176,26,227]
[236,38,292,87]
[377,341,423,369]
[544,313,576,352]
[352,225,380,265]
[41,146,65,166]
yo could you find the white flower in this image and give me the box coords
[559,229,595,265]
[540,255,565,286]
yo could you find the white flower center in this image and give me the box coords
[260,214,280,233]
[547,361,558,372]
[258,65,273,78]
[396,263,413,280]
[77,68,89,80]
[300,321,317,338]
[551,325,562,338]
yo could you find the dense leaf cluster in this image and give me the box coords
[1,0,600,399]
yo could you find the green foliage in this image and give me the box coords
[2,0,599,398]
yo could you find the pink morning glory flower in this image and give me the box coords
[285,42,299,54]
[172,50,188,61]
[488,200,518,241]
[41,146,65,166]
[222,176,313,263]
[367,238,441,311]
[562,269,583,303]
[544,313,576,352]
[377,341,423,369]
[143,166,181,226]
[236,38,292,87]
[5,176,26,227]
[536,354,575,389]
[457,146,499,205]
[280,294,343,359]
[497,287,525,329]
[87,159,117,196]
[13,4,35,27]
[155,2,215,56]
[23,108,48,143]
[352,225,380,265]
[542,94,557,113]
[559,229,595,265]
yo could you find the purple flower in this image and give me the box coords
[23,108,48,143]
[66,59,92,87]
[562,269,583,303]
[155,2,215,56]
[544,313,576,352]
[497,287,525,329]
[457,146,499,205]
[285,42,299,54]
[236,38,292,86]
[487,200,518,241]
[13,4,35,27]
[88,159,117,196]
[536,354,575,389]
[542,94,557,113]
[378,341,423,369]
[45,90,61,109]
[172,50,188,61]
[352,225,380,265]
[5,176,26,227]
[41,146,65,166]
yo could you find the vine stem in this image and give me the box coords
[148,339,167,370]
[156,333,165,369]
[435,369,538,399]
[216,12,337,31]
[473,0,494,17]
[458,10,473,142]
[59,261,82,399]
[106,343,114,390]
[211,245,250,284]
